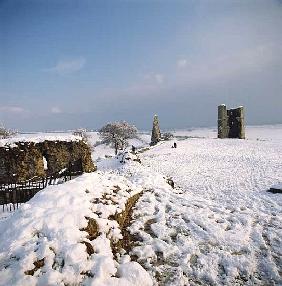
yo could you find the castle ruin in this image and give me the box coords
[218,105,245,139]
[0,139,96,184]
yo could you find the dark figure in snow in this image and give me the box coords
[131,145,136,153]
[173,142,177,148]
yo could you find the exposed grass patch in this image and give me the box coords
[79,188,144,261]
[80,217,99,241]
[110,192,143,257]
[24,258,45,276]
[81,241,95,255]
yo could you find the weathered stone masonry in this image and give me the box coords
[218,104,245,139]
[151,114,161,145]
[0,140,96,184]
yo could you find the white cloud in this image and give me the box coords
[154,74,164,84]
[143,72,165,85]
[45,57,86,75]
[105,42,280,106]
[176,43,280,87]
[0,106,25,113]
[51,106,62,114]
[177,59,188,68]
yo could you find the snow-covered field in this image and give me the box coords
[132,137,282,285]
[0,125,281,285]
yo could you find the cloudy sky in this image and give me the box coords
[0,0,282,131]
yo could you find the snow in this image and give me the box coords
[43,156,48,170]
[0,133,81,147]
[90,132,150,162]
[125,128,282,285]
[0,171,152,286]
[271,183,282,189]
[0,125,281,285]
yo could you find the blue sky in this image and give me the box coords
[0,0,282,131]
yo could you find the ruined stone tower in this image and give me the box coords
[218,104,245,139]
[151,115,161,145]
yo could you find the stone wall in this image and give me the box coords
[0,140,96,183]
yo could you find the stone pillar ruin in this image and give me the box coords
[151,115,161,145]
[237,106,245,139]
[218,104,245,139]
[218,104,229,139]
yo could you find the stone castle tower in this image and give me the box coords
[218,104,245,139]
[151,115,161,145]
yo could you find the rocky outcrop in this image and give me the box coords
[151,115,161,145]
[0,139,96,183]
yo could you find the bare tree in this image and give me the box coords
[162,132,174,141]
[0,123,17,139]
[72,128,94,151]
[99,121,138,154]
[73,128,89,142]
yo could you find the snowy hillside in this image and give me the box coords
[0,125,281,285]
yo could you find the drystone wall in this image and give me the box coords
[0,139,96,184]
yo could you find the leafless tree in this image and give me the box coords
[162,132,174,141]
[99,121,138,154]
[72,128,94,151]
[0,123,17,139]
[73,128,89,141]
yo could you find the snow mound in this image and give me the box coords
[0,171,152,286]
